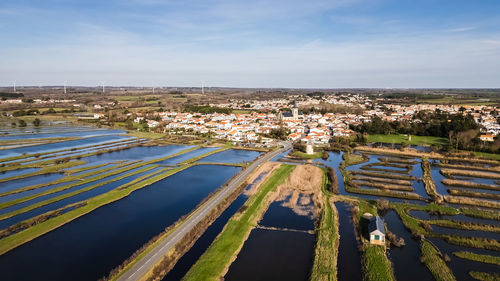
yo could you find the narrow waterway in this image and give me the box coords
[383,210,434,281]
[335,201,362,281]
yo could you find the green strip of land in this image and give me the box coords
[453,251,500,266]
[310,169,338,281]
[420,240,456,281]
[367,134,447,146]
[183,164,295,281]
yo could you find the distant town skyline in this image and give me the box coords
[1,0,499,88]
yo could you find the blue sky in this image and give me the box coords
[1,0,499,88]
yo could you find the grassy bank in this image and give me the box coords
[0,164,194,255]
[420,240,457,281]
[453,251,500,265]
[310,169,338,281]
[182,164,295,281]
[354,200,395,281]
[422,158,442,201]
[469,271,500,281]
[289,150,323,159]
[0,146,204,255]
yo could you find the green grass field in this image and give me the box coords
[472,151,500,161]
[183,164,295,281]
[367,134,447,146]
[290,150,323,159]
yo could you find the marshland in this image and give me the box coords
[0,124,499,281]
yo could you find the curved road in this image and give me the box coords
[117,143,291,281]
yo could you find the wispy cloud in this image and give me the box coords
[445,26,477,32]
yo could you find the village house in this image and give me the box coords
[368,216,386,246]
[480,133,495,142]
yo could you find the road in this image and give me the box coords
[117,143,291,281]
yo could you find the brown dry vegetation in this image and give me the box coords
[444,196,500,209]
[243,162,281,196]
[441,169,500,180]
[442,179,500,191]
[352,175,412,186]
[434,163,500,172]
[350,170,416,181]
[447,189,500,201]
[353,180,414,192]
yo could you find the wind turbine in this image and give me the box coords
[13,81,16,93]
[101,82,105,94]
[152,81,155,94]
[201,81,205,95]
[64,81,67,94]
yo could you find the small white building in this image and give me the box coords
[368,216,386,246]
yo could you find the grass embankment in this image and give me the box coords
[420,240,457,281]
[0,168,170,240]
[0,137,80,149]
[391,203,500,251]
[350,170,416,181]
[434,162,500,172]
[0,138,147,167]
[0,164,158,221]
[0,160,142,210]
[341,153,366,167]
[0,137,136,165]
[447,189,500,201]
[442,179,500,191]
[352,180,414,191]
[367,134,447,146]
[453,251,500,265]
[0,161,133,198]
[378,157,419,165]
[444,196,500,209]
[472,151,500,161]
[440,169,500,180]
[469,271,500,281]
[459,207,500,221]
[183,165,295,281]
[106,168,252,281]
[0,164,193,255]
[360,166,410,174]
[289,150,323,159]
[422,158,442,201]
[310,169,338,281]
[353,200,395,281]
[0,147,204,255]
[342,169,422,201]
[351,175,412,186]
[0,160,86,183]
[64,162,114,175]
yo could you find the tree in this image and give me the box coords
[18,119,27,127]
[33,118,41,126]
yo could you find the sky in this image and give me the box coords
[1,0,500,88]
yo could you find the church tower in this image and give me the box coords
[292,100,299,120]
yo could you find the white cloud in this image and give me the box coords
[445,26,477,33]
[2,31,499,88]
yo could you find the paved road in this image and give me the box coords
[117,143,291,281]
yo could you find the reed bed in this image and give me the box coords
[447,188,500,201]
[440,169,500,180]
[352,175,413,186]
[442,179,500,191]
[350,170,416,181]
[444,196,500,209]
[352,180,414,192]
[360,166,411,174]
